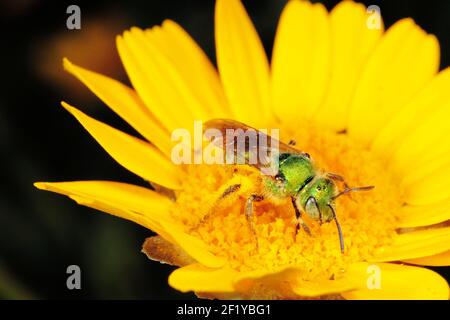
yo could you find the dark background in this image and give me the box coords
[1,0,449,299]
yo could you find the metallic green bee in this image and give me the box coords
[203,119,374,253]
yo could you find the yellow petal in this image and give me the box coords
[126,27,210,122]
[117,34,189,131]
[348,18,439,145]
[342,263,449,300]
[392,100,450,176]
[239,267,356,297]
[215,0,270,126]
[237,262,448,299]
[232,266,297,298]
[34,181,175,240]
[371,67,450,163]
[61,102,183,189]
[170,265,300,297]
[292,279,354,298]
[170,262,449,299]
[401,152,450,187]
[404,250,450,267]
[401,158,450,205]
[160,222,227,268]
[373,227,450,262]
[170,265,297,297]
[397,200,450,228]
[149,20,230,119]
[168,261,449,299]
[389,101,450,204]
[271,0,330,125]
[392,102,450,174]
[169,264,238,293]
[34,181,225,268]
[236,266,357,297]
[287,263,371,298]
[314,1,382,131]
[63,58,172,156]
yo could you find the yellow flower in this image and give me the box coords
[35,0,450,299]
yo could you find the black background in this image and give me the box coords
[1,0,449,299]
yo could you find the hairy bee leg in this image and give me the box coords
[198,184,241,226]
[291,197,312,237]
[245,195,263,249]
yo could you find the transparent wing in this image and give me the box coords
[203,119,309,173]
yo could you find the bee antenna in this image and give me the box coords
[328,205,344,253]
[332,185,374,200]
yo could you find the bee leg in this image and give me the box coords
[245,195,264,249]
[291,197,312,237]
[198,184,241,226]
[220,183,242,199]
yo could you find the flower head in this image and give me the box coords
[35,0,450,299]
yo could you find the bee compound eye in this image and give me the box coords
[305,197,320,220]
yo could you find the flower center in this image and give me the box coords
[172,122,402,281]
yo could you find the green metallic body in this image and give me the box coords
[263,153,337,223]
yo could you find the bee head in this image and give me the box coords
[294,175,373,254]
[295,176,344,253]
[296,177,336,223]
